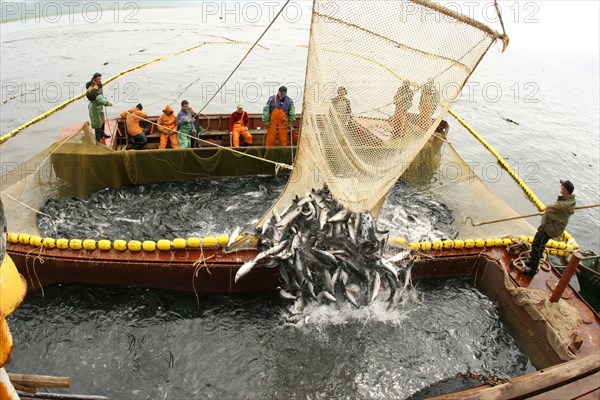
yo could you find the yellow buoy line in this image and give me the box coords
[0,41,252,145]
[7,231,578,257]
[448,109,575,243]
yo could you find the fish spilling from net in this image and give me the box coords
[234,185,415,308]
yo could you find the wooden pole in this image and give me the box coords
[550,251,582,302]
[468,203,600,227]
[16,392,109,400]
[8,373,71,388]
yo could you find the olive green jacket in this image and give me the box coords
[541,194,576,238]
[88,94,110,129]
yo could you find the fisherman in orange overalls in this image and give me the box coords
[229,103,253,147]
[120,103,148,150]
[157,104,178,149]
[262,86,296,146]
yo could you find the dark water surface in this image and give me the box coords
[8,278,533,399]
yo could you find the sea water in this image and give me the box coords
[1,3,597,399]
[8,279,534,399]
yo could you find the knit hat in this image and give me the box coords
[560,180,574,194]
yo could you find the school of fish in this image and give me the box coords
[234,185,415,309]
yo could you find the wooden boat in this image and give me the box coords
[3,0,598,394]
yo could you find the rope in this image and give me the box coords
[112,105,293,170]
[0,41,249,145]
[448,109,576,244]
[198,0,292,114]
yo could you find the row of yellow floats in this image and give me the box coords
[8,232,579,257]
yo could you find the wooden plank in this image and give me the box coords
[8,373,71,388]
[527,372,600,399]
[435,353,600,399]
[575,388,599,400]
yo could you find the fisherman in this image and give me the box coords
[120,103,148,150]
[86,72,112,142]
[523,180,576,276]
[331,86,352,125]
[229,103,253,147]
[391,80,413,137]
[417,79,439,130]
[157,104,178,149]
[177,100,197,149]
[263,86,296,147]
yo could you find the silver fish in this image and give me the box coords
[255,240,288,263]
[328,208,349,223]
[235,260,257,283]
[345,289,359,307]
[227,226,242,248]
[319,208,330,230]
[297,195,312,206]
[370,271,381,302]
[279,288,297,300]
[311,248,337,265]
[386,250,410,263]
[317,291,337,302]
[323,269,334,293]
[272,208,282,223]
[380,258,399,279]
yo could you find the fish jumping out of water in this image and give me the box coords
[235,185,416,307]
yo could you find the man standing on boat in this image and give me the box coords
[120,103,148,150]
[86,72,112,142]
[524,180,576,276]
[157,105,178,149]
[229,103,253,147]
[263,86,296,146]
[391,80,413,137]
[177,100,197,149]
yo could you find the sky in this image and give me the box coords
[439,0,600,78]
[0,0,598,77]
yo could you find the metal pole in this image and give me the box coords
[549,251,582,303]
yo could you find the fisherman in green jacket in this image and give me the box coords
[524,179,576,275]
[86,73,113,142]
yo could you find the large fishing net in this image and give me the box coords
[262,0,502,223]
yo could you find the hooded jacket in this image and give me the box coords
[541,194,576,237]
[120,107,147,136]
[157,105,177,134]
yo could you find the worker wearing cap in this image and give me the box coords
[229,103,253,147]
[86,72,113,142]
[263,86,296,146]
[524,179,576,275]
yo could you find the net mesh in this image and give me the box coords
[261,0,499,222]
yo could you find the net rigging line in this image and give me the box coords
[197,0,293,114]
